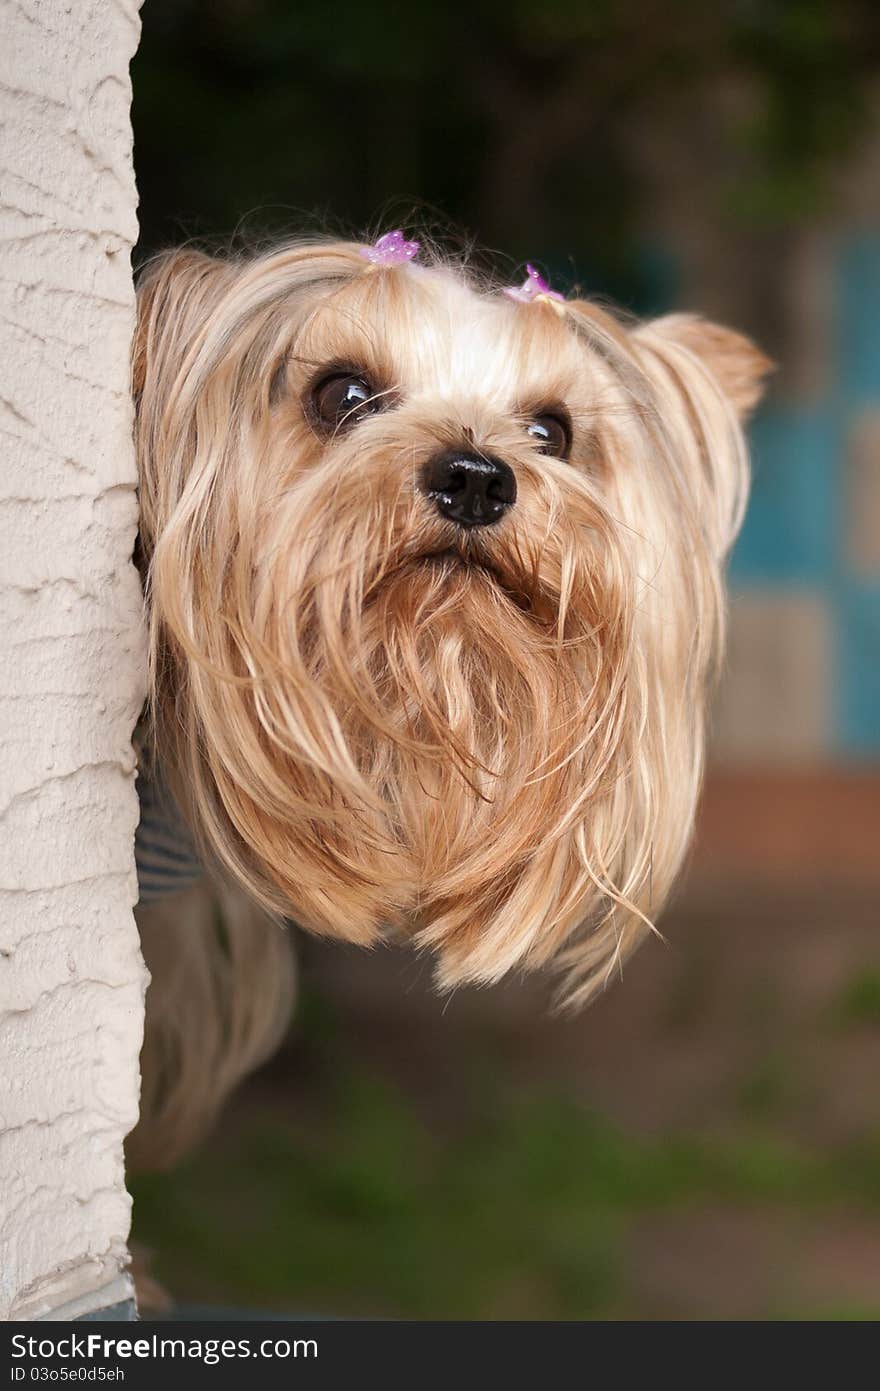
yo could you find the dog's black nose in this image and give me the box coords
[421,450,516,528]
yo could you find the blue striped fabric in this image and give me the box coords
[135,767,205,903]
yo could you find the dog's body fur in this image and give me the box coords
[130,237,768,1165]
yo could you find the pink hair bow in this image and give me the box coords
[359,229,421,267]
[504,264,565,307]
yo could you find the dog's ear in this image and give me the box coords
[132,248,233,399]
[628,313,771,561]
[635,313,772,420]
[133,249,238,561]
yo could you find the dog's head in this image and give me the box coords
[134,238,769,1002]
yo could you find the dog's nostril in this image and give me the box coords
[444,466,468,496]
[486,473,513,502]
[421,450,516,528]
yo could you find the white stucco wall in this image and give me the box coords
[0,0,146,1320]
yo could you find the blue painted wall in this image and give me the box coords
[729,235,880,755]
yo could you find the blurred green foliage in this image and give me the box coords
[132,1053,880,1319]
[832,967,880,1026]
[133,0,880,307]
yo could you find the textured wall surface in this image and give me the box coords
[0,0,146,1320]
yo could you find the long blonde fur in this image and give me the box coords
[132,239,769,1160]
[131,877,296,1169]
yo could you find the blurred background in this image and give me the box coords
[131,0,880,1319]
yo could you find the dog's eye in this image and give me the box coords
[312,373,379,433]
[526,412,571,459]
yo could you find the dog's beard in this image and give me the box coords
[372,560,635,979]
[169,458,636,989]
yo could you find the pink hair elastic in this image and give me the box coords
[504,264,566,310]
[359,230,421,268]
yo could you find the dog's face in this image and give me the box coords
[135,241,768,1001]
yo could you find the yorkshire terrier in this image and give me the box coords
[129,231,769,1168]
